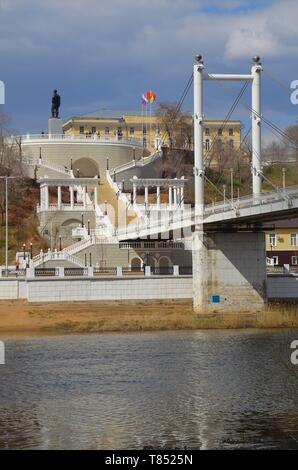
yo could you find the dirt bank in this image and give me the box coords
[0,300,298,337]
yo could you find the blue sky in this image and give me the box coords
[0,0,297,144]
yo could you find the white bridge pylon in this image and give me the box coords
[193,54,262,214]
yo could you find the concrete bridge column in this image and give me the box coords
[192,231,267,313]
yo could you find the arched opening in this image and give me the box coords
[131,257,142,272]
[61,218,82,227]
[159,256,172,268]
[73,158,99,177]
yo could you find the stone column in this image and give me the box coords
[173,185,177,207]
[156,186,160,209]
[133,177,138,207]
[57,186,62,210]
[45,184,49,210]
[70,186,74,209]
[180,177,185,209]
[40,185,44,209]
[144,186,149,206]
[168,186,172,209]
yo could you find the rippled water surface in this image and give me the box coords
[1,330,298,449]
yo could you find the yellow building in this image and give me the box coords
[63,109,242,153]
[265,219,298,267]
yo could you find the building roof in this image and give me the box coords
[80,109,155,119]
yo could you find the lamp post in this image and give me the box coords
[122,179,125,192]
[70,157,73,170]
[23,243,26,262]
[87,219,90,236]
[0,176,18,276]
[81,212,84,228]
[30,242,33,260]
[105,200,107,216]
[106,157,109,171]
[59,235,62,252]
[89,252,92,267]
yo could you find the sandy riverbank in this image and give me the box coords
[1,300,298,337]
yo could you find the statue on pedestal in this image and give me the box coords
[51,89,61,118]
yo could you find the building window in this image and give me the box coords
[205,128,210,136]
[117,127,122,136]
[92,126,96,134]
[218,128,223,136]
[269,233,277,247]
[273,256,279,266]
[205,139,210,151]
[229,139,234,148]
[79,126,84,134]
[229,128,234,136]
[105,127,109,135]
[292,256,298,265]
[129,127,135,135]
[291,233,297,246]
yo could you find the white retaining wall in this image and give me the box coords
[26,277,193,303]
[1,275,298,303]
[0,279,27,300]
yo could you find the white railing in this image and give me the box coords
[16,134,144,147]
[23,156,74,177]
[37,203,94,213]
[110,149,162,175]
[32,250,85,268]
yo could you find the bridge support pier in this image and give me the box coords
[192,231,267,313]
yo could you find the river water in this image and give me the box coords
[0,330,298,449]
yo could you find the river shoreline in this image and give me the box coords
[0,300,298,337]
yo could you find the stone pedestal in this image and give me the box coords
[192,231,267,313]
[48,118,63,136]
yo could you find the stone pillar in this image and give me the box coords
[192,231,267,314]
[70,186,74,209]
[57,186,62,210]
[156,186,160,209]
[145,266,151,276]
[173,185,177,207]
[133,177,137,207]
[44,184,49,210]
[144,186,149,205]
[168,186,172,209]
[180,177,185,209]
